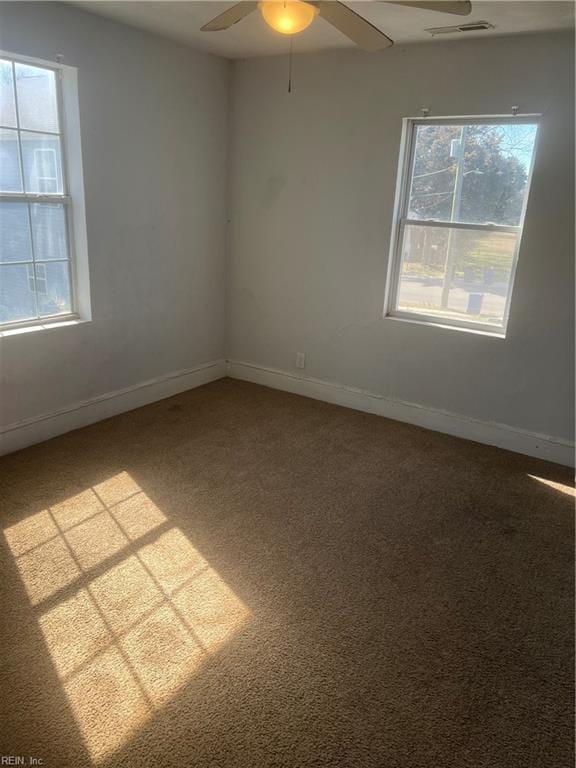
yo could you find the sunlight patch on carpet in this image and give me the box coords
[527,474,575,497]
[4,472,250,763]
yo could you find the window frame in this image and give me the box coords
[384,115,540,336]
[0,50,90,333]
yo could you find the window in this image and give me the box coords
[386,117,539,334]
[0,53,89,330]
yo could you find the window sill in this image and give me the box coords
[384,313,506,339]
[0,316,91,339]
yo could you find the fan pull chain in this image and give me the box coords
[288,36,293,93]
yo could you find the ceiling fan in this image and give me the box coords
[201,1,472,51]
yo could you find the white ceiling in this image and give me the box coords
[70,1,575,59]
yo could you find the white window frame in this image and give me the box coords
[0,50,90,334]
[384,115,540,336]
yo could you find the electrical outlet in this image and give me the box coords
[295,352,306,369]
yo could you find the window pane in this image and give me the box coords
[0,202,32,263]
[21,132,63,193]
[408,123,538,227]
[31,204,68,260]
[15,63,59,133]
[396,224,518,327]
[36,261,72,317]
[0,128,23,192]
[0,263,36,323]
[0,59,17,128]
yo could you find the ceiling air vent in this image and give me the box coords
[425,21,495,36]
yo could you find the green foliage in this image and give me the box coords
[409,124,534,227]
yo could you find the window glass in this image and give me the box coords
[21,133,63,193]
[31,204,68,261]
[0,264,37,323]
[0,59,17,127]
[37,262,71,317]
[397,225,518,327]
[407,123,538,227]
[15,62,59,133]
[0,128,23,192]
[0,202,33,263]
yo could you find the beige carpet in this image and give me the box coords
[0,378,573,768]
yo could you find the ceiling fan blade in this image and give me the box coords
[318,1,393,51]
[201,1,258,31]
[383,1,472,15]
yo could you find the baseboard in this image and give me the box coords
[227,360,574,468]
[0,359,226,456]
[2,357,573,467]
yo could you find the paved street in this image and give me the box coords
[398,277,506,320]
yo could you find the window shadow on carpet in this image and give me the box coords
[3,470,250,764]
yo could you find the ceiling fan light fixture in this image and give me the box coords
[258,0,318,35]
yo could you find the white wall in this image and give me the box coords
[0,2,229,436]
[0,8,573,462]
[227,32,574,446]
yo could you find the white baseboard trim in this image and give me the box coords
[227,360,574,468]
[0,359,226,456]
[2,357,573,467]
